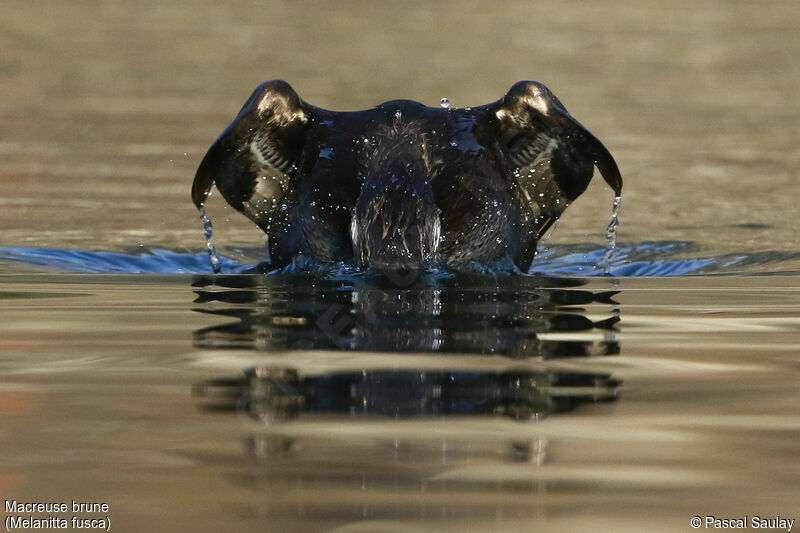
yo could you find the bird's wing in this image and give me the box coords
[488,80,622,241]
[470,80,623,271]
[192,80,312,231]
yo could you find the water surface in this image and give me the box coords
[2,274,798,532]
[2,1,799,531]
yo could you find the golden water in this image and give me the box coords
[1,1,799,532]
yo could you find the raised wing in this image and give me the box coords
[191,80,312,232]
[491,81,622,241]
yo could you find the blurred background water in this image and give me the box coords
[1,1,799,531]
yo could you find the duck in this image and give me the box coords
[192,80,622,272]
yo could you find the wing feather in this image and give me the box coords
[192,80,312,233]
[486,81,623,270]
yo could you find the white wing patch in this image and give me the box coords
[249,140,272,168]
[509,135,559,169]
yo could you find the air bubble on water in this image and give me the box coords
[602,195,622,275]
[440,97,450,109]
[199,205,221,274]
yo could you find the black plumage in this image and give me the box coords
[192,80,622,272]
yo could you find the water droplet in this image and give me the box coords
[281,204,288,211]
[439,97,450,109]
[602,195,622,275]
[198,206,221,274]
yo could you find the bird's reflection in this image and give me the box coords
[191,273,619,357]
[191,273,621,426]
[195,366,620,424]
[189,273,623,523]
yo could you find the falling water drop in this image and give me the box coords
[199,205,221,274]
[439,97,450,109]
[602,195,622,275]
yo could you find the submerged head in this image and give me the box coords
[351,137,441,270]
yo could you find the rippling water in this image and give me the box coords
[2,1,800,531]
[3,241,800,276]
[2,273,798,532]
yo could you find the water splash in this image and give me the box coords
[199,206,221,274]
[439,97,450,109]
[602,195,622,275]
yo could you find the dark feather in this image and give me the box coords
[476,81,622,271]
[192,80,622,272]
[490,80,621,218]
[191,80,311,232]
